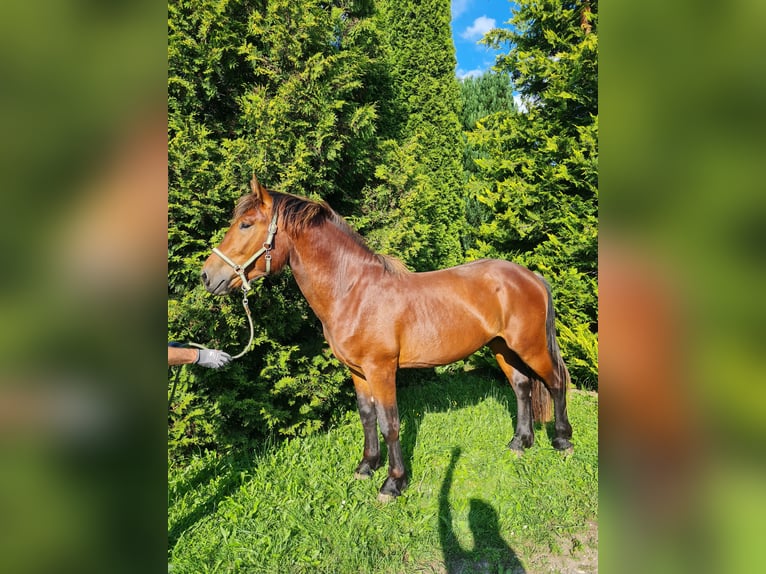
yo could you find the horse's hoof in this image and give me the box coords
[377,475,406,502]
[354,460,378,480]
[377,492,397,503]
[508,435,533,453]
[552,437,574,453]
[561,446,574,456]
[507,438,526,457]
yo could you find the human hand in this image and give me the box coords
[195,349,232,368]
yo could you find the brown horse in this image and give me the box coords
[201,177,573,501]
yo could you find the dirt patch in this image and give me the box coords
[524,520,598,574]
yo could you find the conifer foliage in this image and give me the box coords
[459,72,516,133]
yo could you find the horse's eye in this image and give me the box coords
[239,221,252,230]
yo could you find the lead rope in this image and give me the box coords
[186,288,255,359]
[187,285,255,360]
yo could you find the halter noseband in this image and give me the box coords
[212,210,278,293]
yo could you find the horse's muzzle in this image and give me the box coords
[200,267,231,295]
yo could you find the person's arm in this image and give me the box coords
[168,346,198,366]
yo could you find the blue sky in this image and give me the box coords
[451,0,516,79]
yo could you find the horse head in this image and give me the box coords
[201,176,282,295]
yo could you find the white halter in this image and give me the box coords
[211,210,278,292]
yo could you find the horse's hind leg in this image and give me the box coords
[524,352,573,453]
[490,340,535,453]
[547,379,573,452]
[351,372,381,479]
[508,370,536,452]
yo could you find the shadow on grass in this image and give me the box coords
[167,447,271,557]
[439,447,527,574]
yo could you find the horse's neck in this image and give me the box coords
[288,221,379,323]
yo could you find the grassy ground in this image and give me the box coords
[168,372,598,573]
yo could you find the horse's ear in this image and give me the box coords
[249,175,272,210]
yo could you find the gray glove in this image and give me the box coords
[195,349,232,368]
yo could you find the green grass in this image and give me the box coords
[168,372,598,573]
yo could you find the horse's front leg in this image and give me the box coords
[351,373,381,479]
[366,364,407,502]
[375,399,407,502]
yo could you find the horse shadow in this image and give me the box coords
[392,368,537,572]
[438,446,527,574]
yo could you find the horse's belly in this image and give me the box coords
[397,318,490,368]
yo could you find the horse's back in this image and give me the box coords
[418,258,545,298]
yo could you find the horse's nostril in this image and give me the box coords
[201,270,208,285]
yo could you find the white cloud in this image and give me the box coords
[456,67,485,80]
[461,16,496,41]
[451,0,471,21]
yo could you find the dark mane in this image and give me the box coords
[233,190,409,275]
[325,208,411,275]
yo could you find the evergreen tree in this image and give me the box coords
[358,0,466,271]
[468,0,598,388]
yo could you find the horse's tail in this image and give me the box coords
[531,275,570,423]
[531,378,553,423]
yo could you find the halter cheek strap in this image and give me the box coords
[212,210,278,293]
